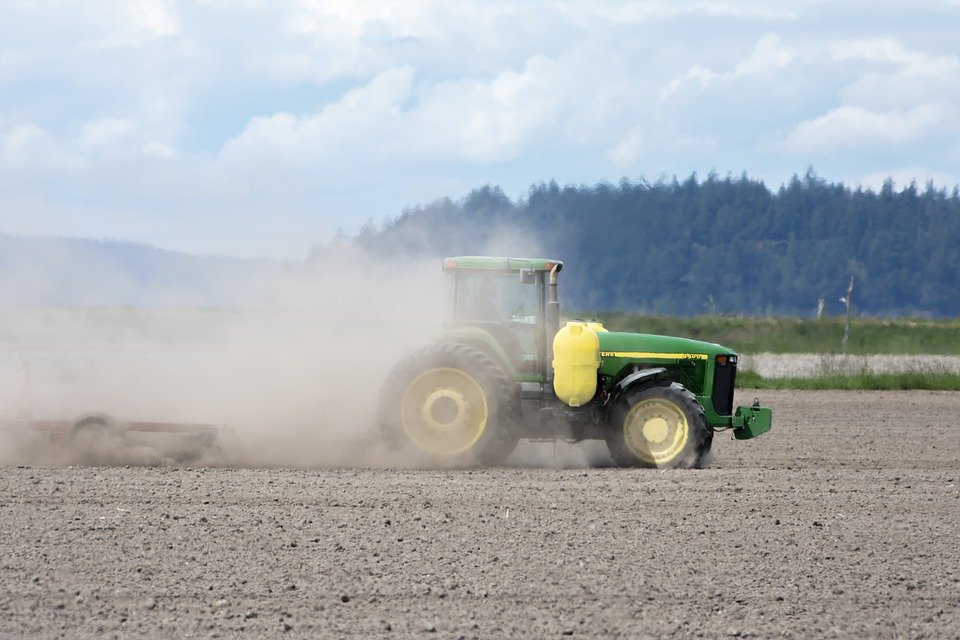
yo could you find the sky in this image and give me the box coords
[1,0,959,259]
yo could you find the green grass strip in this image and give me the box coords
[590,313,960,355]
[738,368,960,390]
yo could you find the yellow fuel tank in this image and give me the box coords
[552,321,606,407]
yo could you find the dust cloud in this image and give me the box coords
[0,243,447,467]
[0,231,614,469]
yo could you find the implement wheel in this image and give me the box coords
[606,381,711,469]
[379,342,519,465]
[69,413,123,463]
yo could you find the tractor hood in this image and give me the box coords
[597,331,732,361]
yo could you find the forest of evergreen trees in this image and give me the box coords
[336,171,960,317]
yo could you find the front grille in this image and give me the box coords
[711,360,737,416]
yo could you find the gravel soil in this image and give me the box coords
[1,390,959,639]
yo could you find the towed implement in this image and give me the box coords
[379,256,771,467]
[0,413,220,463]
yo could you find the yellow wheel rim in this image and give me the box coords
[623,397,689,465]
[400,367,488,455]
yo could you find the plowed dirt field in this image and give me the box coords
[2,390,958,639]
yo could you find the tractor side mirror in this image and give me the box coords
[520,269,537,284]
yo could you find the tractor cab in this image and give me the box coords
[442,257,562,378]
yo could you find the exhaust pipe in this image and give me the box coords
[545,263,560,382]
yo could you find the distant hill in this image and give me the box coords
[335,172,960,317]
[0,234,284,307]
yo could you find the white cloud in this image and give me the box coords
[289,0,439,40]
[607,128,644,166]
[828,38,960,109]
[558,1,798,25]
[222,55,569,167]
[782,103,959,153]
[829,37,955,70]
[76,0,181,49]
[249,1,523,83]
[142,141,175,159]
[2,124,45,168]
[78,118,137,151]
[219,66,416,166]
[129,0,180,37]
[1,123,78,170]
[661,33,797,99]
[411,56,568,163]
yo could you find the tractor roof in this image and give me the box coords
[442,256,563,272]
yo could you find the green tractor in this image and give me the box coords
[379,257,771,467]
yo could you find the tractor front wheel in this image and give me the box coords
[606,381,711,468]
[379,342,519,465]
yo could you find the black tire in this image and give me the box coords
[605,381,711,469]
[69,413,122,462]
[379,342,519,465]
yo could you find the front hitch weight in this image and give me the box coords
[731,399,772,440]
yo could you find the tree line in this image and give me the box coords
[332,170,960,317]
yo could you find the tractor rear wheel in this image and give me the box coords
[606,381,711,469]
[379,342,519,465]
